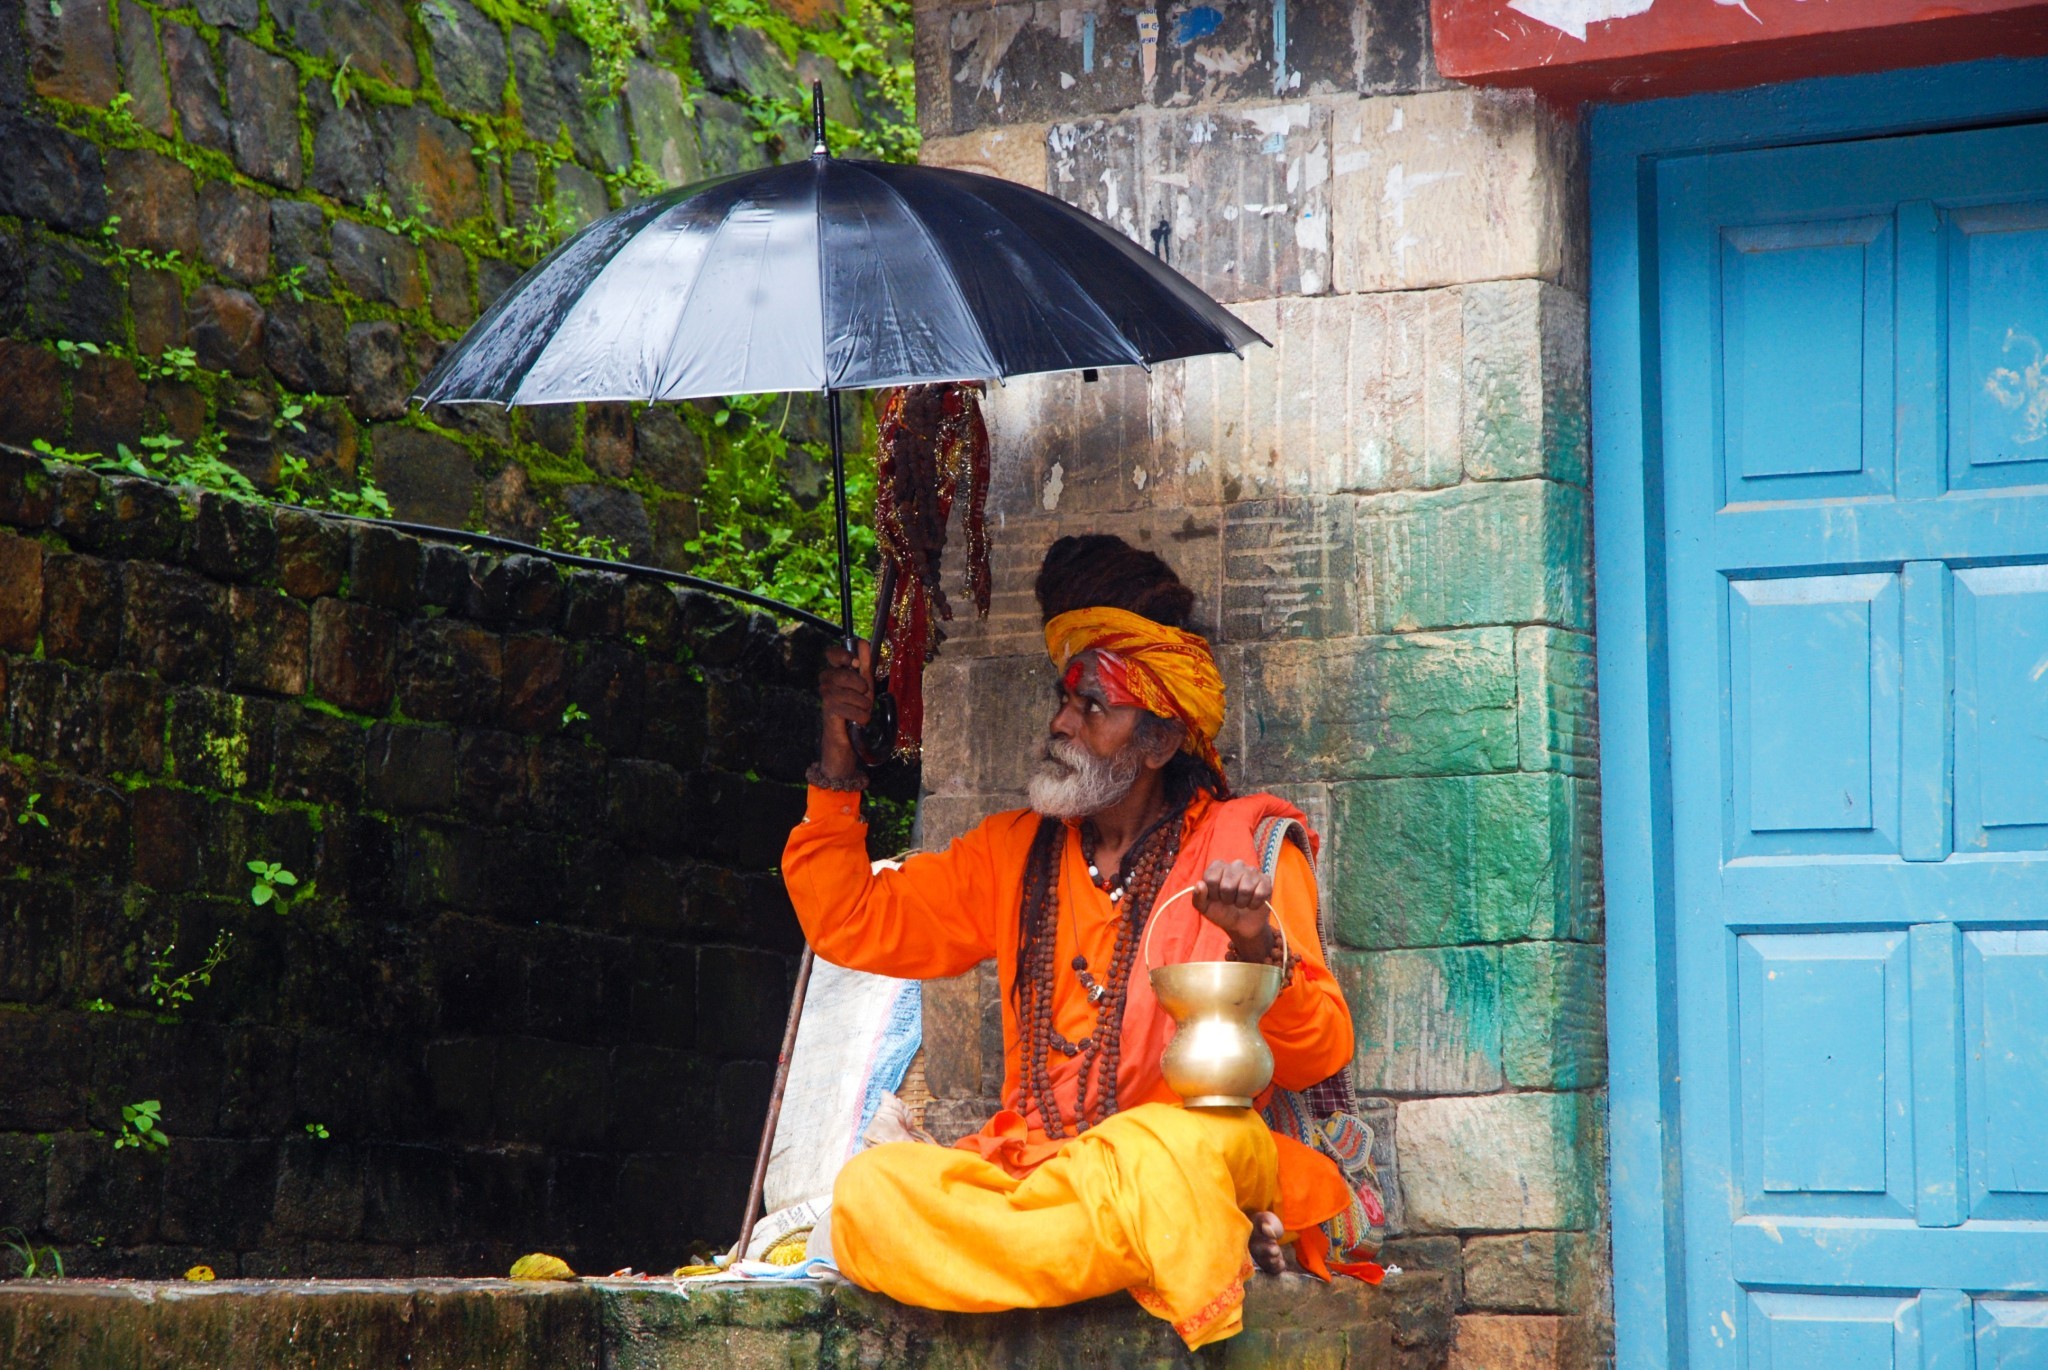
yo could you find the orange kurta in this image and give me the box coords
[782,785,1356,1337]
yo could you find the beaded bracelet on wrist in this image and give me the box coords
[1225,920,1298,988]
[805,762,869,792]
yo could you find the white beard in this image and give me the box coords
[1026,735,1143,820]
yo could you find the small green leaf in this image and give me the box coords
[251,885,273,906]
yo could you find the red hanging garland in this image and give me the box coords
[873,382,991,757]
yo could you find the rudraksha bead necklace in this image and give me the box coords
[1011,803,1185,1138]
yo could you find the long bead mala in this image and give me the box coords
[1011,806,1185,1138]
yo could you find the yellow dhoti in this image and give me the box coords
[830,1103,1279,1349]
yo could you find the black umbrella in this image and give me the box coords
[416,86,1265,758]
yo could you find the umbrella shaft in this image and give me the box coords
[827,389,857,646]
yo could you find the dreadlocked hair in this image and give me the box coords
[1034,534,1197,630]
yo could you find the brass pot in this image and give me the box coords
[1149,961,1282,1108]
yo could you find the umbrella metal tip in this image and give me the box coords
[810,80,828,157]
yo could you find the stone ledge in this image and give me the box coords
[0,1270,1450,1369]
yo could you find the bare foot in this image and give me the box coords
[1249,1211,1287,1275]
[861,1092,936,1148]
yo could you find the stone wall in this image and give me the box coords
[0,447,847,1278]
[908,2,1607,1366]
[0,0,889,559]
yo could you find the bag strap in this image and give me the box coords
[1253,815,1323,943]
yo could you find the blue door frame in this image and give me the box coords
[1591,56,2048,1370]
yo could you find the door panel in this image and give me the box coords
[1656,119,2048,1369]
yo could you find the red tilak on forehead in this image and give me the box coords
[1062,649,1143,709]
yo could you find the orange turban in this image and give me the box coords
[1044,606,1228,792]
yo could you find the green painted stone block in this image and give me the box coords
[1327,773,1600,949]
[1355,479,1590,633]
[1501,942,1606,1089]
[1515,627,1597,777]
[1334,946,1503,1094]
[1461,280,1589,488]
[1240,629,1519,783]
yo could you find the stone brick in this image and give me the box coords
[268,0,417,88]
[377,103,484,228]
[1501,942,1604,1090]
[423,0,506,114]
[276,509,347,599]
[44,1130,158,1244]
[1463,282,1588,486]
[0,531,42,651]
[309,598,397,715]
[362,1144,457,1243]
[510,27,563,144]
[331,221,424,309]
[162,1139,279,1247]
[227,585,310,696]
[273,1138,365,1239]
[0,341,64,449]
[264,299,350,395]
[225,37,302,187]
[273,702,364,804]
[8,658,100,769]
[1515,627,1597,779]
[161,22,229,153]
[918,653,1049,800]
[552,36,630,170]
[122,563,228,685]
[106,148,198,258]
[41,552,122,667]
[0,114,107,234]
[130,268,185,358]
[167,686,274,791]
[398,619,502,724]
[26,232,120,344]
[1220,497,1355,641]
[115,5,174,137]
[365,722,455,814]
[696,946,791,1059]
[493,1039,608,1147]
[188,284,266,378]
[1239,629,1519,784]
[70,354,146,455]
[423,239,471,328]
[1330,89,1579,295]
[28,0,118,105]
[561,484,650,561]
[347,523,419,611]
[131,784,204,889]
[634,407,702,494]
[1448,1314,1590,1370]
[1356,480,1590,633]
[1335,946,1503,1094]
[347,321,408,421]
[190,490,278,581]
[199,178,272,286]
[1398,1092,1598,1232]
[53,472,179,560]
[197,0,259,29]
[99,669,167,775]
[374,426,477,528]
[311,98,381,206]
[1463,1232,1596,1315]
[625,60,700,187]
[1328,773,1600,949]
[918,122,1049,188]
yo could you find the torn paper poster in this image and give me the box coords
[1506,0,1655,42]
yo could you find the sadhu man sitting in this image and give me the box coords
[782,534,1356,1350]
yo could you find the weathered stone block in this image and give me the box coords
[123,563,229,684]
[69,354,146,455]
[366,722,455,812]
[161,22,229,152]
[348,522,419,611]
[919,652,1050,798]
[331,220,424,309]
[264,299,350,395]
[189,489,278,581]
[377,103,485,228]
[115,6,174,137]
[919,121,1049,187]
[552,36,631,170]
[0,114,107,234]
[28,0,117,106]
[625,60,700,186]
[424,0,506,114]
[1463,281,1588,486]
[106,148,198,258]
[510,26,563,144]
[0,531,42,651]
[1221,497,1355,641]
[1330,89,1578,295]
[398,619,503,724]
[347,321,408,421]
[26,233,120,344]
[198,178,271,286]
[1328,773,1600,949]
[1448,1312,1596,1370]
[228,584,310,696]
[424,239,471,328]
[187,284,265,378]
[1463,1231,1596,1314]
[41,553,122,667]
[1398,1092,1597,1231]
[276,508,347,599]
[8,657,102,769]
[166,686,274,791]
[1516,627,1596,778]
[1501,942,1605,1090]
[1355,480,1590,633]
[312,98,381,206]
[225,37,302,187]
[375,426,477,529]
[561,484,650,561]
[1240,629,1519,783]
[1165,288,1465,498]
[269,0,417,88]
[1335,946,1503,1094]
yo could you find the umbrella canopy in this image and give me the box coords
[414,155,1266,406]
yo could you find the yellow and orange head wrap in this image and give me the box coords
[1044,606,1228,794]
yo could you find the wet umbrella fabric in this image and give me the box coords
[412,156,1265,406]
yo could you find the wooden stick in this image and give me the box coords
[734,944,816,1263]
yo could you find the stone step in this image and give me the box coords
[0,1270,1450,1368]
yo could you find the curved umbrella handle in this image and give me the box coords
[850,688,898,766]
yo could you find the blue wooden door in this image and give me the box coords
[1657,120,2048,1367]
